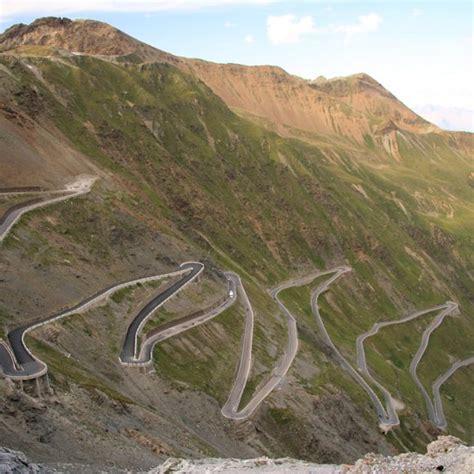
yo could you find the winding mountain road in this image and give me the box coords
[127,273,237,366]
[220,272,255,419]
[0,178,468,429]
[408,302,459,428]
[0,186,81,196]
[432,356,474,430]
[308,266,402,429]
[355,302,457,428]
[118,262,241,366]
[0,176,96,244]
[221,270,336,420]
[0,175,98,379]
[0,267,192,380]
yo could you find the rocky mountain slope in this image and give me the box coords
[0,17,443,142]
[0,17,472,471]
[2,436,473,473]
[0,17,174,62]
[182,61,437,142]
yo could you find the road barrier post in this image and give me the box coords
[44,373,52,394]
[35,377,42,398]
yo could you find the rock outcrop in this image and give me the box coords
[154,437,473,473]
[0,447,54,473]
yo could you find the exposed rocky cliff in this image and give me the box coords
[2,436,472,473]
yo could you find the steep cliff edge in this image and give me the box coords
[2,436,472,473]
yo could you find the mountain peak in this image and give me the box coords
[309,72,396,100]
[0,17,435,140]
[0,17,173,61]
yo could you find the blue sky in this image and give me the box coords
[1,1,473,129]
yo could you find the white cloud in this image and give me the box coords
[224,21,236,28]
[244,34,255,43]
[267,12,382,44]
[0,0,277,19]
[322,13,382,36]
[411,8,423,17]
[267,14,315,45]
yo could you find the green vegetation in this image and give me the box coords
[110,286,135,304]
[0,306,11,339]
[153,302,244,402]
[438,366,474,443]
[268,407,294,425]
[27,336,133,404]
[0,50,472,451]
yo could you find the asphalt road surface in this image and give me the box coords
[0,176,96,379]
[432,356,474,430]
[220,272,255,419]
[120,267,239,366]
[0,176,96,244]
[308,266,403,430]
[0,267,191,380]
[408,302,459,428]
[221,269,335,420]
[0,179,467,429]
[355,302,456,428]
[120,262,204,363]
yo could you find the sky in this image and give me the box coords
[1,1,473,131]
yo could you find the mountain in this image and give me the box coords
[183,61,438,142]
[0,17,439,143]
[0,18,473,471]
[0,17,173,62]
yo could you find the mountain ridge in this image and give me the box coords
[0,17,448,143]
[0,17,174,62]
[0,15,472,470]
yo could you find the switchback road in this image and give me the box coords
[408,302,459,428]
[356,303,456,428]
[432,356,474,430]
[128,273,237,366]
[308,266,402,430]
[0,176,95,243]
[119,262,203,363]
[221,269,336,420]
[0,267,192,380]
[0,182,467,429]
[220,272,255,419]
[118,262,241,365]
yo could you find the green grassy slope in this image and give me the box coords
[0,51,472,456]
